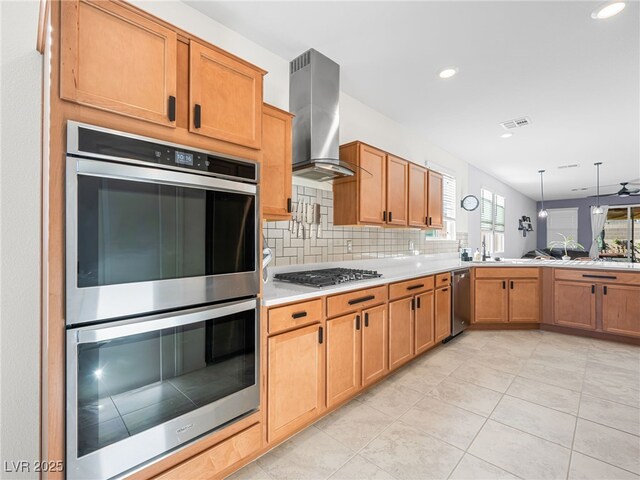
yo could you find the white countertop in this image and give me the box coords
[262,254,640,307]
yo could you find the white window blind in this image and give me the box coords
[481,189,494,231]
[495,194,505,232]
[480,188,506,254]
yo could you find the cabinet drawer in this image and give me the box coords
[327,286,387,318]
[554,269,640,286]
[156,423,261,480]
[268,299,323,334]
[435,272,451,287]
[389,276,434,300]
[475,267,539,279]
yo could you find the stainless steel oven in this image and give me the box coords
[65,121,260,325]
[66,298,259,480]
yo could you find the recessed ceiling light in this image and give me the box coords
[591,2,625,19]
[439,68,458,79]
[501,133,513,138]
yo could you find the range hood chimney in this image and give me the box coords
[289,49,354,181]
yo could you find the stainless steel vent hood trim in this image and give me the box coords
[290,49,354,180]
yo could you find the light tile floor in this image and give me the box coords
[228,330,640,480]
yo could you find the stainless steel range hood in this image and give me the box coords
[289,49,354,181]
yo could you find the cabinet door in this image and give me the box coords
[326,314,361,408]
[427,170,443,229]
[190,41,263,148]
[262,104,292,220]
[602,284,640,337]
[386,155,409,226]
[509,279,540,322]
[435,287,451,342]
[267,324,323,443]
[415,291,435,355]
[61,0,177,126]
[474,279,508,323]
[553,281,596,330]
[362,305,388,387]
[358,144,387,225]
[408,164,428,228]
[388,298,414,370]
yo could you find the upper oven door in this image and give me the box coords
[66,157,260,326]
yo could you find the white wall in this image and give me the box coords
[467,164,537,258]
[0,0,42,476]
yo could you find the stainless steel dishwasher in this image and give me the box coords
[449,268,471,339]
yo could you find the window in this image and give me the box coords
[600,206,640,263]
[426,173,456,240]
[480,188,505,254]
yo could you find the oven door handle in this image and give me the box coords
[73,298,258,344]
[73,158,257,195]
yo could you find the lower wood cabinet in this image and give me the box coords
[326,313,361,407]
[156,423,261,480]
[509,279,540,323]
[554,281,597,330]
[267,323,324,443]
[326,304,388,407]
[602,284,640,337]
[414,291,435,355]
[435,285,452,342]
[362,304,388,387]
[474,279,508,323]
[474,269,540,324]
[388,297,414,370]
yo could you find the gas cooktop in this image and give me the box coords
[274,268,382,288]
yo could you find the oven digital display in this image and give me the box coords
[175,151,194,166]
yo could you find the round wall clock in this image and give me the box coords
[461,195,480,211]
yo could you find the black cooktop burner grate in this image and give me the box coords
[274,268,382,288]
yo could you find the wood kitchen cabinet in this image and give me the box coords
[602,284,640,337]
[335,142,441,228]
[262,104,293,220]
[190,41,264,148]
[267,323,324,443]
[386,155,409,226]
[435,280,452,342]
[408,164,428,228]
[414,291,435,354]
[388,297,414,370]
[61,0,178,127]
[325,288,388,406]
[427,170,444,229]
[326,313,361,408]
[553,281,597,330]
[474,268,539,324]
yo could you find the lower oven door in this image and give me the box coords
[66,298,259,480]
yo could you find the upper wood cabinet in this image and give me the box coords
[61,0,177,127]
[427,170,444,229]
[262,104,293,220]
[190,41,264,149]
[267,323,324,443]
[335,142,442,229]
[386,155,409,226]
[408,164,428,228]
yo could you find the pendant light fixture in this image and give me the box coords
[593,162,604,215]
[538,170,548,218]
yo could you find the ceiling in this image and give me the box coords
[186,1,640,201]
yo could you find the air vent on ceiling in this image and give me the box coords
[290,50,311,74]
[500,117,531,130]
[558,163,580,170]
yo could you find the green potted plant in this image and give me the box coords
[548,233,585,260]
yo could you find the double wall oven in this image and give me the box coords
[65,122,261,479]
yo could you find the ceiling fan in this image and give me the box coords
[591,181,640,198]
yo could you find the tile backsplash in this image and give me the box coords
[264,185,468,266]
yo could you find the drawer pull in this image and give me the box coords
[364,313,369,327]
[383,211,387,222]
[168,96,176,122]
[194,104,202,128]
[355,315,361,330]
[604,285,608,295]
[502,281,506,289]
[318,326,323,344]
[582,274,617,280]
[389,211,393,222]
[510,281,514,289]
[442,288,449,292]
[411,298,415,311]
[591,285,595,294]
[417,297,421,308]
[407,284,424,291]
[291,311,307,319]
[348,295,375,305]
